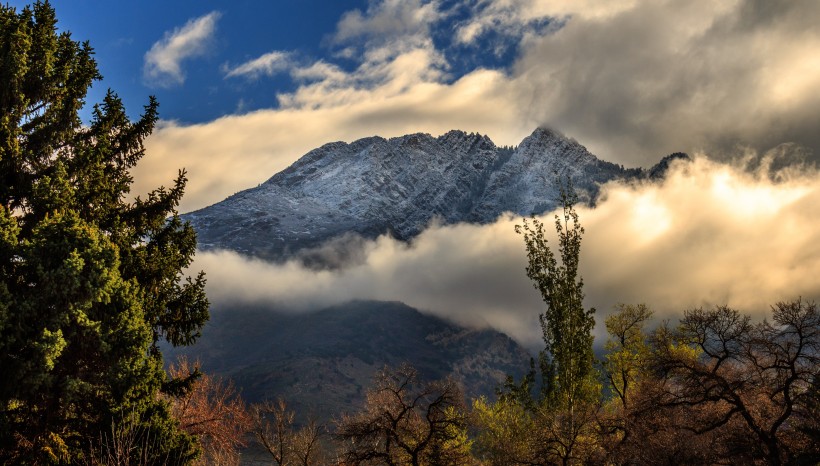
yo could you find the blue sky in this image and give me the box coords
[12,1,371,122]
[13,0,540,124]
[7,1,820,213]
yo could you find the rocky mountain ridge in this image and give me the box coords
[183,128,680,263]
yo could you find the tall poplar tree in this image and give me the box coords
[0,2,208,463]
[515,180,597,412]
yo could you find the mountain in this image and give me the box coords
[183,128,660,263]
[164,300,533,422]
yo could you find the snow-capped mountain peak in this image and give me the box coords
[183,128,677,262]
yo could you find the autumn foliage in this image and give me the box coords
[167,357,253,466]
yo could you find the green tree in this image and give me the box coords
[515,180,598,411]
[602,303,653,407]
[510,180,601,465]
[597,303,653,463]
[472,396,535,465]
[0,2,208,463]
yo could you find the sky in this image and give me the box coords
[10,0,820,347]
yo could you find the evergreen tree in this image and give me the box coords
[515,179,597,411]
[0,2,208,463]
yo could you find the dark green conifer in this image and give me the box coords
[0,2,208,463]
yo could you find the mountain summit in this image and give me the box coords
[184,128,671,262]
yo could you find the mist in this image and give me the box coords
[193,153,820,349]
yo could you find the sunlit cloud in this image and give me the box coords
[192,154,820,349]
[143,11,221,88]
[333,0,442,45]
[223,51,292,80]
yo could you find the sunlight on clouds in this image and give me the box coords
[628,192,672,246]
[143,11,221,88]
[766,42,820,109]
[583,155,820,315]
[193,155,820,348]
[280,47,448,109]
[515,0,820,164]
[708,169,809,219]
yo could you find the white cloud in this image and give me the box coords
[223,51,292,80]
[333,0,442,45]
[143,11,221,87]
[193,155,820,349]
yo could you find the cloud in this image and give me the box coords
[452,0,638,49]
[513,0,820,165]
[192,154,820,350]
[143,11,221,87]
[223,51,292,80]
[333,0,442,45]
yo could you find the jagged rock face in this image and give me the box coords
[184,128,661,261]
[268,130,503,238]
[469,128,635,220]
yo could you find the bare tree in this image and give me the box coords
[253,398,326,466]
[531,401,602,466]
[645,299,820,465]
[292,418,325,466]
[167,357,253,466]
[335,364,472,466]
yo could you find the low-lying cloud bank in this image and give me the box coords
[194,155,820,349]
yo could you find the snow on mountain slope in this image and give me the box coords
[183,128,662,261]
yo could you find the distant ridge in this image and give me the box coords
[164,300,533,423]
